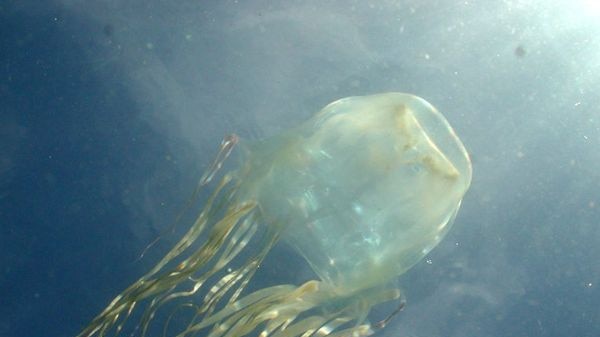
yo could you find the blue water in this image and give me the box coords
[1,1,599,337]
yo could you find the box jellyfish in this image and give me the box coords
[79,93,472,337]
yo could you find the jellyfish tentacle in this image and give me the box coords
[136,206,282,336]
[200,134,239,185]
[136,200,259,336]
[136,135,239,263]
[146,173,235,278]
[177,280,400,337]
[182,284,298,335]
[181,228,282,334]
[163,303,198,337]
[373,296,406,330]
[273,316,327,337]
[79,138,253,337]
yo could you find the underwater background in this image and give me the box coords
[1,1,599,336]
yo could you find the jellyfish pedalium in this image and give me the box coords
[79,93,472,337]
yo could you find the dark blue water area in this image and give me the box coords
[0,3,191,336]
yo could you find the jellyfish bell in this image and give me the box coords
[79,93,472,337]
[241,93,471,293]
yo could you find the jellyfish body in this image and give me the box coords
[79,93,472,337]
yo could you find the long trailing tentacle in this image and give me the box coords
[136,135,240,263]
[175,280,402,337]
[78,135,266,337]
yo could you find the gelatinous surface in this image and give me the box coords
[79,93,471,337]
[241,93,472,292]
